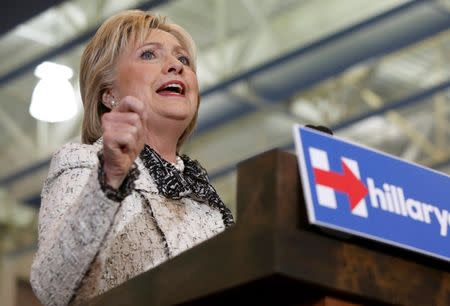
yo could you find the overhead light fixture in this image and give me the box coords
[29,61,78,122]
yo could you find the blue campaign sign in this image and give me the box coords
[293,124,450,262]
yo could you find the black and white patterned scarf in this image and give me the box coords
[140,145,235,228]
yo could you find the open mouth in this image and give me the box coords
[156,81,186,96]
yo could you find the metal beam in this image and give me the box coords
[195,0,450,134]
[16,75,450,206]
[206,79,450,182]
[0,108,34,152]
[361,89,446,162]
[332,79,450,131]
[201,1,446,95]
[0,0,67,36]
[0,0,172,87]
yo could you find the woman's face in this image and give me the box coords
[112,29,199,131]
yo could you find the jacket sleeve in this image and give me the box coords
[30,143,137,306]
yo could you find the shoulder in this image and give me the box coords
[47,141,102,179]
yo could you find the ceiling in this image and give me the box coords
[1,0,450,264]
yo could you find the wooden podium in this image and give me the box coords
[88,150,450,306]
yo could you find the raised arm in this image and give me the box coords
[30,143,137,306]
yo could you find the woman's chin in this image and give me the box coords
[160,112,193,124]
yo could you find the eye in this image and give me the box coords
[140,49,155,60]
[178,55,190,66]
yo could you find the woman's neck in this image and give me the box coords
[144,133,178,164]
[143,117,189,164]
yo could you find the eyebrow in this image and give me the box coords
[138,42,188,55]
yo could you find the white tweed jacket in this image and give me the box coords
[30,141,226,306]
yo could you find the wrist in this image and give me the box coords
[104,168,126,189]
[97,151,140,202]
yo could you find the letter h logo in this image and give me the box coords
[309,147,369,218]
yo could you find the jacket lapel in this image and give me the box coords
[134,156,158,194]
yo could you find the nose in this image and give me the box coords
[163,55,183,75]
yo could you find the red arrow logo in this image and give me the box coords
[313,161,368,210]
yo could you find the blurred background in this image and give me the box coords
[1,0,450,305]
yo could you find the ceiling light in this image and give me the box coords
[29,61,78,122]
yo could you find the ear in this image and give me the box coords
[102,89,116,109]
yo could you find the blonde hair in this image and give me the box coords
[80,10,198,148]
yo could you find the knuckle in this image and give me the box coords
[130,113,140,124]
[125,132,134,144]
[122,96,136,107]
[135,100,145,112]
[130,125,138,136]
[102,113,117,124]
[126,96,144,113]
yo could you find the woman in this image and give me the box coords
[30,10,234,306]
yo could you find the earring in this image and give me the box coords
[111,100,116,109]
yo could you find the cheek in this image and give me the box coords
[190,78,199,100]
[116,64,153,95]
[193,77,199,92]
